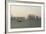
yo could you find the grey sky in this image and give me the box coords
[10,5,41,17]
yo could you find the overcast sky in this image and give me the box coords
[10,5,41,17]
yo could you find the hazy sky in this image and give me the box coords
[10,5,41,17]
